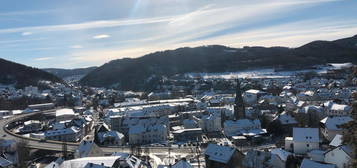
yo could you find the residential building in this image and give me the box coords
[285,128,320,154]
[45,126,82,142]
[320,116,353,141]
[324,145,353,168]
[204,144,243,168]
[300,159,335,168]
[75,140,104,158]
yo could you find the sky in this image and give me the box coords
[0,0,357,69]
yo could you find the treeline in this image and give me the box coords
[80,35,357,90]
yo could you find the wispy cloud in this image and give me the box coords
[70,45,83,49]
[35,57,53,61]
[0,9,57,16]
[21,32,32,36]
[0,16,173,34]
[93,34,110,39]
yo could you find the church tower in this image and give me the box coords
[234,78,245,120]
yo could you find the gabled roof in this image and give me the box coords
[293,128,319,143]
[329,134,342,147]
[76,140,100,158]
[172,159,193,168]
[273,112,298,125]
[320,116,353,130]
[60,156,121,168]
[270,148,291,161]
[325,145,353,158]
[300,159,335,168]
[204,144,236,164]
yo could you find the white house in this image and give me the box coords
[324,145,352,168]
[223,119,262,137]
[269,148,292,168]
[198,113,222,132]
[45,126,82,142]
[273,111,298,125]
[320,116,353,141]
[285,128,320,154]
[300,159,335,168]
[56,108,76,122]
[326,103,352,116]
[97,131,125,146]
[243,89,267,105]
[128,124,167,145]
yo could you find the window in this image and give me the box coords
[306,144,310,147]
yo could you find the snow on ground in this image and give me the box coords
[185,63,353,80]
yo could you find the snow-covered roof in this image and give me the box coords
[56,108,75,117]
[330,104,351,111]
[293,128,319,143]
[245,89,265,94]
[320,116,353,130]
[204,144,236,164]
[60,156,122,168]
[273,112,298,125]
[172,128,202,134]
[24,120,40,125]
[45,126,80,136]
[172,159,193,168]
[300,159,335,168]
[224,119,261,128]
[270,148,291,161]
[329,134,342,147]
[76,140,98,158]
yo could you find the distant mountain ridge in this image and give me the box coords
[79,35,357,90]
[43,67,97,79]
[0,58,63,88]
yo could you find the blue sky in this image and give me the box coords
[0,0,357,69]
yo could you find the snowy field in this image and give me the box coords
[185,63,353,79]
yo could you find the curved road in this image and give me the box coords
[0,110,194,156]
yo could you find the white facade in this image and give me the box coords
[243,89,266,105]
[45,126,82,142]
[75,140,104,158]
[326,103,352,116]
[128,124,167,145]
[320,116,353,141]
[287,128,320,154]
[198,113,222,132]
[223,119,261,137]
[324,145,352,168]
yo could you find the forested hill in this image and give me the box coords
[80,35,357,90]
[43,66,97,79]
[0,58,63,88]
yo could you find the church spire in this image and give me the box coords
[234,78,245,120]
